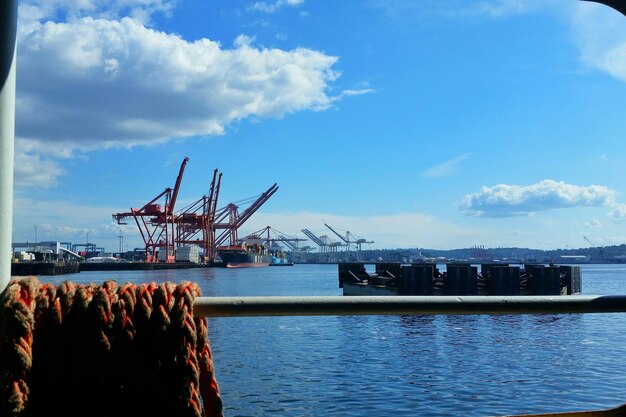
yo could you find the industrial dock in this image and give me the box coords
[339,262,582,297]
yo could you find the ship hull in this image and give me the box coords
[219,250,272,268]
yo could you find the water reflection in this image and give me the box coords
[27,264,626,416]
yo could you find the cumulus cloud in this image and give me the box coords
[14,1,343,187]
[13,196,137,248]
[569,1,626,82]
[250,0,304,14]
[422,153,471,178]
[607,205,626,222]
[19,0,176,25]
[17,19,338,148]
[461,179,616,217]
[583,218,603,228]
[14,153,65,189]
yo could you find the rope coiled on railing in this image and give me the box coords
[0,277,222,417]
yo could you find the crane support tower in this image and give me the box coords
[113,157,189,263]
[175,168,223,262]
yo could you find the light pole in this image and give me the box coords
[0,0,17,293]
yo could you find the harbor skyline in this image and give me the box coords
[12,0,626,252]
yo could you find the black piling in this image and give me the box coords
[525,264,562,295]
[400,264,434,295]
[338,263,366,288]
[375,263,402,279]
[560,265,582,295]
[482,264,521,295]
[444,263,478,295]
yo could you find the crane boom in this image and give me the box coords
[583,236,595,247]
[214,184,279,247]
[324,223,349,244]
[301,229,327,247]
[169,157,189,214]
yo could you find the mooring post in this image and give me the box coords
[0,0,17,293]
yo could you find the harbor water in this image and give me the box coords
[40,264,626,416]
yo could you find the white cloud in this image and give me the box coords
[569,1,626,82]
[608,205,626,222]
[422,153,471,178]
[368,0,544,22]
[461,179,616,217]
[12,196,138,249]
[337,89,375,98]
[15,3,343,187]
[456,0,541,18]
[250,0,304,14]
[14,152,66,188]
[583,218,603,228]
[19,0,176,25]
[17,18,338,147]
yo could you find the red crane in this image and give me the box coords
[113,157,189,263]
[175,168,223,262]
[214,183,279,248]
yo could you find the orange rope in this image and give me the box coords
[0,277,222,417]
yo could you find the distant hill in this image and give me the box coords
[354,244,626,263]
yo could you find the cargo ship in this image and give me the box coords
[270,250,293,266]
[217,235,272,268]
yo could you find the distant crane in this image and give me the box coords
[582,235,604,260]
[301,228,345,262]
[245,226,307,250]
[324,223,373,262]
[301,229,328,252]
[582,236,596,247]
[239,226,308,262]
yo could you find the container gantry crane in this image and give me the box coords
[175,168,222,262]
[301,229,329,253]
[213,183,279,249]
[243,226,307,252]
[301,228,345,262]
[113,157,189,263]
[324,223,373,262]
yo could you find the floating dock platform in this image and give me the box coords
[11,261,204,276]
[11,262,81,276]
[339,263,582,296]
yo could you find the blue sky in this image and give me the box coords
[11,0,626,252]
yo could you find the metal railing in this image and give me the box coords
[193,295,626,416]
[193,294,626,317]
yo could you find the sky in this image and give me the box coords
[10,0,626,253]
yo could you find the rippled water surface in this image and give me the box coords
[43,263,626,416]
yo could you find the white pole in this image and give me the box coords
[0,0,17,293]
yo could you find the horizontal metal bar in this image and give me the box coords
[193,295,626,317]
[501,402,626,416]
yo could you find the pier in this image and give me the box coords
[10,260,204,276]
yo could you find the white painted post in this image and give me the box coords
[0,0,17,292]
